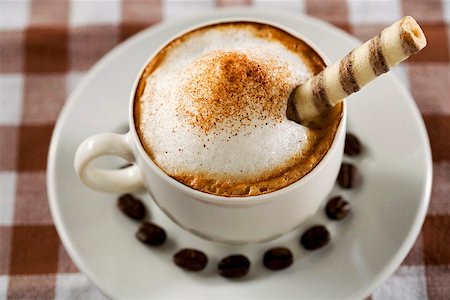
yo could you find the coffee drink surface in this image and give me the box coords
[135,22,343,196]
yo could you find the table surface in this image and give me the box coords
[0,0,449,299]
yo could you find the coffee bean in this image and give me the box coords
[218,255,250,278]
[344,133,362,156]
[326,196,351,220]
[263,247,293,270]
[300,225,330,250]
[136,221,166,246]
[173,248,208,271]
[117,194,146,220]
[337,163,359,189]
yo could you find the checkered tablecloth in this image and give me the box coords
[0,0,449,299]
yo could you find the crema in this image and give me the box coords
[134,22,343,196]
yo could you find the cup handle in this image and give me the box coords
[74,132,144,193]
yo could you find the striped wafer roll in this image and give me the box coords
[291,16,427,125]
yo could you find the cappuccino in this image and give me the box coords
[134,22,343,196]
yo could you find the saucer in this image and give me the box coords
[47,8,432,300]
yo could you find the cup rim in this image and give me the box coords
[128,17,347,205]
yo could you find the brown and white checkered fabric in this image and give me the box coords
[0,0,449,299]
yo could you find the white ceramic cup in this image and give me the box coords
[74,19,346,244]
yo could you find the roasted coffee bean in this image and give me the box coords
[117,194,146,220]
[218,255,250,278]
[325,196,351,220]
[344,133,362,156]
[136,221,166,246]
[263,247,293,270]
[173,249,208,271]
[337,163,359,189]
[300,225,330,250]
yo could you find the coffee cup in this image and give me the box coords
[74,19,346,244]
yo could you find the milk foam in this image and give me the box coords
[137,26,314,181]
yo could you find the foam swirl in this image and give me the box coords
[135,23,342,196]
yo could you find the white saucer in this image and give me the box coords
[48,9,432,300]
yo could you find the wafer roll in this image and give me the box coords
[291,16,427,124]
